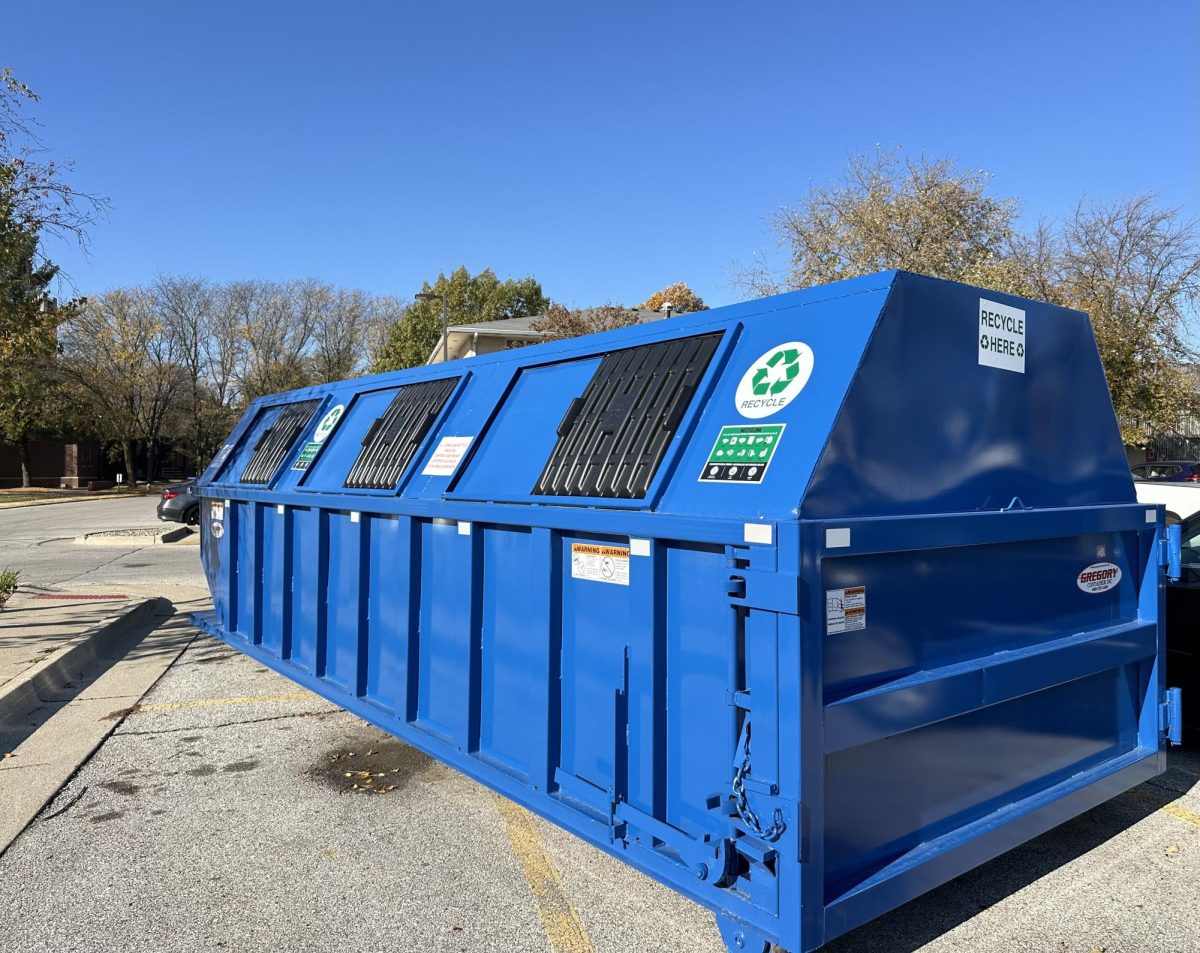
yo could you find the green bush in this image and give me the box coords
[0,568,19,605]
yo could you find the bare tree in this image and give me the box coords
[1017,195,1200,443]
[1,68,106,253]
[224,280,314,401]
[737,150,1200,446]
[735,148,1023,298]
[364,295,407,370]
[59,289,184,481]
[304,281,376,383]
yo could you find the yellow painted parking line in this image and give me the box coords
[135,691,315,712]
[1130,786,1200,829]
[1161,801,1200,828]
[493,793,593,953]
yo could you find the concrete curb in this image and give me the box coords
[0,597,171,726]
[73,526,194,546]
[0,601,198,858]
[0,493,151,511]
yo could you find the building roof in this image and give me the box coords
[428,309,676,363]
[446,310,666,337]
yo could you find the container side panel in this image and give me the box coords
[805,273,1135,519]
[323,513,362,693]
[364,515,414,714]
[261,509,287,653]
[823,666,1142,901]
[665,543,737,836]
[559,534,634,793]
[479,527,538,779]
[288,508,321,674]
[201,500,229,631]
[232,502,259,641]
[416,520,475,747]
[624,540,662,816]
[823,532,1140,698]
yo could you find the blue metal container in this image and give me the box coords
[193,271,1181,952]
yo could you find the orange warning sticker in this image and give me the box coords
[570,543,630,586]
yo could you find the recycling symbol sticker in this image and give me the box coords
[734,341,814,419]
[312,404,345,443]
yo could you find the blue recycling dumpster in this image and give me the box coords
[193,271,1180,952]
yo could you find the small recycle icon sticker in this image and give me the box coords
[751,348,802,396]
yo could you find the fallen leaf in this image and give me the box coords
[1165,845,1180,856]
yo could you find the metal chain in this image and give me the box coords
[731,722,786,843]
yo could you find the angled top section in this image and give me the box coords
[199,271,1132,522]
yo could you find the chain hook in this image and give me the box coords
[731,722,786,842]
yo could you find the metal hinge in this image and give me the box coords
[1161,687,1183,746]
[1158,522,1182,579]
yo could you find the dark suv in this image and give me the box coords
[1130,461,1200,482]
[157,479,199,525]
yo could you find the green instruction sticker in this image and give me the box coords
[698,424,785,484]
[291,441,322,471]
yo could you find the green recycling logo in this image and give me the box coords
[735,341,814,419]
[751,348,803,396]
[313,404,345,443]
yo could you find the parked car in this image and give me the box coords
[1130,460,1200,481]
[1134,479,1200,525]
[157,479,199,525]
[1166,512,1200,745]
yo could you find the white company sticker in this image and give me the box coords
[978,298,1025,374]
[734,342,814,419]
[571,543,630,586]
[1077,562,1121,593]
[422,436,474,477]
[210,501,224,521]
[826,586,866,634]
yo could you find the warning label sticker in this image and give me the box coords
[422,436,474,477]
[826,586,866,634]
[210,501,224,522]
[699,424,785,483]
[978,298,1026,374]
[570,543,630,586]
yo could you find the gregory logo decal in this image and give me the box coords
[735,342,813,419]
[1077,561,1121,593]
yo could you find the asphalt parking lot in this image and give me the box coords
[1,498,1199,952]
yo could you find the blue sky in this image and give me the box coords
[7,1,1199,309]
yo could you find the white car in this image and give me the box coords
[1134,479,1200,524]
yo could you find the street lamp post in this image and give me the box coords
[415,291,449,363]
